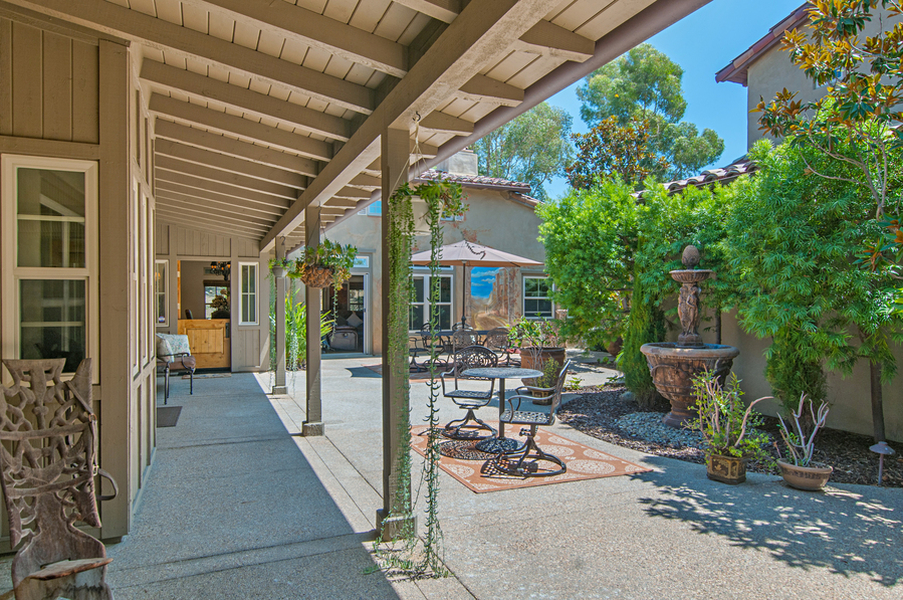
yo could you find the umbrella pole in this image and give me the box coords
[461,262,467,328]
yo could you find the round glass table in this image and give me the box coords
[463,366,543,453]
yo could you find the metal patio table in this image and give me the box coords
[465,366,543,453]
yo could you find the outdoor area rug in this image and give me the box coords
[156,406,182,428]
[183,373,231,379]
[410,424,650,493]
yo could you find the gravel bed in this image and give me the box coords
[559,383,903,488]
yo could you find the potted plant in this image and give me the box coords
[775,392,832,491]
[268,257,292,278]
[508,316,566,401]
[689,371,771,485]
[210,292,230,319]
[290,239,358,289]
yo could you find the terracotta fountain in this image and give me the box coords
[640,245,739,428]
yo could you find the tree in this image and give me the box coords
[474,101,573,200]
[723,140,902,439]
[756,0,903,268]
[566,117,671,190]
[577,43,724,180]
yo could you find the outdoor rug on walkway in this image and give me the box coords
[410,424,650,493]
[156,406,182,427]
[183,372,231,379]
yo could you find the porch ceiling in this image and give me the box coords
[7,0,712,249]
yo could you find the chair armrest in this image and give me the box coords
[515,384,553,395]
[440,371,455,394]
[505,394,533,412]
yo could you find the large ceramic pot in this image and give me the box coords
[777,460,832,491]
[519,347,567,404]
[707,453,746,484]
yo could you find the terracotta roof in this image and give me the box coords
[715,3,811,86]
[635,158,758,199]
[414,169,539,208]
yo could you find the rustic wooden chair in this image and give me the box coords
[441,346,498,439]
[483,360,572,477]
[0,358,118,600]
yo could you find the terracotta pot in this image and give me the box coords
[706,453,746,484]
[519,347,566,404]
[777,460,832,491]
[606,337,623,357]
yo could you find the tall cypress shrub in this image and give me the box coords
[618,270,665,409]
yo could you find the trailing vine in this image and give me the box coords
[375,177,466,577]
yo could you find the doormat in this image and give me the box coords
[410,424,650,493]
[183,373,231,379]
[157,406,182,427]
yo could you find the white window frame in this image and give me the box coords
[1,155,99,381]
[238,262,259,325]
[523,275,553,319]
[410,272,453,332]
[155,259,169,327]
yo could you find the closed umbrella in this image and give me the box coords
[410,240,542,328]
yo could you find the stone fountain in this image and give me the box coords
[640,245,740,428]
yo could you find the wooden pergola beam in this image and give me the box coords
[154,170,292,209]
[155,155,300,200]
[13,0,374,114]
[155,180,291,212]
[153,120,319,178]
[140,60,350,142]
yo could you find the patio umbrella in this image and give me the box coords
[410,240,542,328]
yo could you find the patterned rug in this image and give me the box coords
[410,424,651,493]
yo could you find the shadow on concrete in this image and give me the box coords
[348,366,382,378]
[636,457,903,587]
[105,373,401,599]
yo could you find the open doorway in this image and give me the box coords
[176,260,232,371]
[323,274,366,354]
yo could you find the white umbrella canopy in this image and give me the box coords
[410,240,542,327]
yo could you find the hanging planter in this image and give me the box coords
[289,239,358,289]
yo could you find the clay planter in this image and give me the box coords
[519,347,566,404]
[777,460,832,491]
[707,453,746,484]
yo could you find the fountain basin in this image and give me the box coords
[669,269,714,284]
[640,342,740,428]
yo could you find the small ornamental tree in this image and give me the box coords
[723,140,902,439]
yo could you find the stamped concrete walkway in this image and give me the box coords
[10,355,899,599]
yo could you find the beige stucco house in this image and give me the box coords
[715,2,903,442]
[0,0,710,544]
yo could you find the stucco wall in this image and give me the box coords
[324,186,545,354]
[721,312,903,443]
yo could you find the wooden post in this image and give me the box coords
[376,126,415,540]
[303,205,324,436]
[273,237,287,394]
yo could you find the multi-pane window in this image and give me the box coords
[2,156,97,374]
[523,276,553,319]
[204,284,230,319]
[410,274,452,331]
[239,262,258,325]
[155,260,168,326]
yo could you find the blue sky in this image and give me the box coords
[470,267,502,299]
[545,0,804,199]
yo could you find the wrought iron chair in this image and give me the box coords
[441,346,498,439]
[483,359,572,477]
[450,329,481,355]
[451,320,474,332]
[0,358,117,600]
[484,327,517,366]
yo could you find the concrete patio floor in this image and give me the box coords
[8,354,899,599]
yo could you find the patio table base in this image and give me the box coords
[475,436,522,453]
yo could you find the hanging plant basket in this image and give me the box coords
[299,264,335,288]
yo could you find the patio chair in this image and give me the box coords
[155,333,196,404]
[441,346,498,440]
[0,358,117,600]
[484,359,572,477]
[418,323,450,367]
[484,327,517,366]
[450,329,481,354]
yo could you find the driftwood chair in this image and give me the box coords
[0,358,117,600]
[483,360,572,477]
[441,346,498,439]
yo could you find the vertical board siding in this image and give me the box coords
[173,225,232,258]
[156,222,170,255]
[1,19,99,143]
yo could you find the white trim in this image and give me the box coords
[1,155,99,382]
[238,261,259,326]
[522,275,553,319]
[155,259,169,327]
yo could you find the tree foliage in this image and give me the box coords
[474,101,572,200]
[566,117,670,190]
[576,43,724,180]
[722,140,902,430]
[756,0,903,270]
